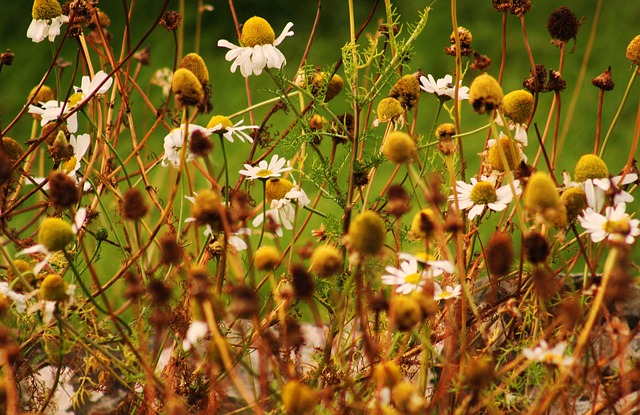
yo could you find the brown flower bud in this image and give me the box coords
[47,171,80,209]
[121,188,149,220]
[386,184,411,217]
[147,279,172,305]
[290,264,315,299]
[592,66,614,91]
[522,232,550,264]
[159,234,184,266]
[160,11,182,31]
[484,231,514,276]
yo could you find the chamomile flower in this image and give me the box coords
[419,74,469,101]
[239,154,292,180]
[252,191,308,237]
[452,176,521,220]
[523,341,574,367]
[30,133,91,191]
[382,254,427,294]
[584,173,637,211]
[433,284,462,301]
[68,71,113,106]
[182,320,209,351]
[27,0,69,43]
[161,124,209,168]
[494,113,528,146]
[0,282,27,313]
[17,209,87,274]
[578,203,640,245]
[228,228,251,251]
[400,252,455,279]
[206,115,257,143]
[28,100,78,133]
[218,16,294,77]
[28,273,76,324]
[151,68,173,97]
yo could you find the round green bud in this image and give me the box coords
[32,0,62,20]
[488,136,521,172]
[310,245,342,278]
[524,172,561,213]
[391,295,421,331]
[265,178,293,203]
[40,274,68,302]
[503,90,534,124]
[38,217,74,251]
[179,53,210,86]
[376,97,404,123]
[282,380,316,415]
[254,245,280,270]
[560,187,587,223]
[206,115,233,130]
[469,73,503,114]
[348,211,386,256]
[171,68,204,108]
[574,154,608,182]
[383,131,416,164]
[95,227,109,241]
[626,35,640,66]
[242,16,275,47]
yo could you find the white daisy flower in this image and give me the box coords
[578,203,640,245]
[28,100,78,133]
[182,320,209,351]
[452,176,521,220]
[523,341,573,367]
[381,254,428,294]
[27,1,69,43]
[239,154,292,181]
[151,68,173,96]
[29,133,92,191]
[419,74,469,101]
[218,17,294,77]
[433,284,462,301]
[399,252,455,279]
[161,124,209,168]
[17,209,87,274]
[207,117,257,143]
[70,70,114,105]
[0,282,27,313]
[28,275,77,324]
[495,113,528,146]
[252,198,295,237]
[228,228,251,251]
[584,173,637,211]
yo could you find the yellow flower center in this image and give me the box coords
[574,154,609,182]
[62,157,77,174]
[32,0,62,20]
[604,218,630,235]
[377,97,404,122]
[470,181,497,205]
[207,115,234,130]
[255,169,273,178]
[241,16,276,47]
[404,273,422,285]
[67,92,84,108]
[266,178,293,203]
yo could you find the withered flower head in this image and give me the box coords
[485,231,514,276]
[509,0,532,17]
[159,234,184,266]
[451,26,473,49]
[160,10,182,31]
[228,283,259,319]
[229,190,252,223]
[523,64,548,93]
[123,271,144,301]
[470,52,492,72]
[546,69,566,92]
[386,184,411,217]
[592,67,614,91]
[290,264,315,299]
[522,232,550,264]
[547,7,580,42]
[0,49,14,67]
[47,171,80,209]
[389,74,421,110]
[531,268,559,300]
[191,189,223,230]
[121,188,149,221]
[133,46,151,66]
[188,127,213,157]
[492,0,511,13]
[147,278,172,305]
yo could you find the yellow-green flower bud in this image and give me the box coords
[488,136,521,172]
[206,115,233,130]
[348,211,386,256]
[242,16,275,47]
[312,72,344,102]
[383,131,416,164]
[254,245,280,270]
[561,186,587,223]
[626,35,640,66]
[40,274,68,302]
[469,73,503,114]
[171,68,204,108]
[191,189,222,229]
[179,53,210,86]
[38,217,74,251]
[503,90,534,124]
[373,361,403,388]
[28,85,54,105]
[282,380,316,415]
[574,154,608,182]
[310,245,342,278]
[392,382,424,414]
[390,74,421,110]
[524,172,561,214]
[409,208,436,241]
[2,137,24,162]
[376,97,404,124]
[266,178,293,203]
[32,0,62,20]
[391,295,421,331]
